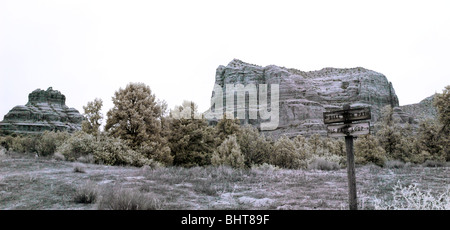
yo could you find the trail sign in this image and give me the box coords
[323,107,371,124]
[327,122,370,137]
[323,104,372,210]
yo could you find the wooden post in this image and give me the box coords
[324,104,370,210]
[345,135,357,210]
[343,104,357,210]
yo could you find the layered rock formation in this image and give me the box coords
[207,59,417,137]
[0,87,83,134]
[399,95,437,122]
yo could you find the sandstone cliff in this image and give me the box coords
[208,59,418,137]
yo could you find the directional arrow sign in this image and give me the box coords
[323,107,371,124]
[327,122,370,137]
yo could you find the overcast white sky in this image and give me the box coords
[1,0,449,121]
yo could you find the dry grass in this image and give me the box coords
[53,152,65,161]
[97,187,164,210]
[308,158,340,171]
[384,160,405,169]
[73,163,86,173]
[74,181,98,204]
[0,152,448,210]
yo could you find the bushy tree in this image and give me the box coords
[104,83,169,163]
[10,135,38,153]
[237,125,272,167]
[0,135,14,150]
[323,137,345,156]
[308,134,323,156]
[417,119,445,162]
[211,135,245,169]
[434,85,450,135]
[168,101,217,167]
[93,135,154,167]
[57,131,97,161]
[82,98,103,136]
[36,131,70,156]
[376,105,402,158]
[392,124,431,164]
[215,113,241,141]
[271,135,306,169]
[355,135,387,167]
[105,83,163,147]
[292,135,311,160]
[433,85,450,161]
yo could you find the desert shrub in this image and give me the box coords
[237,125,272,167]
[422,160,446,168]
[373,181,449,210]
[73,163,86,173]
[138,143,173,166]
[325,138,345,156]
[73,181,98,204]
[94,136,154,167]
[409,151,431,164]
[77,155,94,164]
[395,135,421,163]
[53,152,65,161]
[271,135,306,169]
[140,160,163,171]
[0,146,6,159]
[36,131,70,156]
[355,135,387,167]
[211,135,245,169]
[292,135,312,160]
[251,163,280,172]
[10,135,38,153]
[57,131,96,161]
[308,134,326,156]
[384,160,405,169]
[97,187,163,210]
[215,115,241,141]
[307,157,340,171]
[0,135,14,150]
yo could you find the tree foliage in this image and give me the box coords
[237,125,272,167]
[211,135,245,169]
[215,114,241,141]
[82,98,103,136]
[376,105,402,157]
[355,135,386,167]
[271,135,306,169]
[105,83,163,148]
[433,85,450,161]
[417,119,445,162]
[168,101,217,167]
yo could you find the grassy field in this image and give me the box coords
[0,152,448,210]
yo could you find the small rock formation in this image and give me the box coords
[207,59,419,137]
[0,87,83,134]
[399,95,437,123]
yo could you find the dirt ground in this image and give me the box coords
[0,152,448,210]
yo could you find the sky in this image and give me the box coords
[1,0,449,122]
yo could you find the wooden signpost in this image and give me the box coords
[323,104,371,210]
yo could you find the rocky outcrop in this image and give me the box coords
[0,87,83,134]
[207,59,415,137]
[399,95,437,122]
